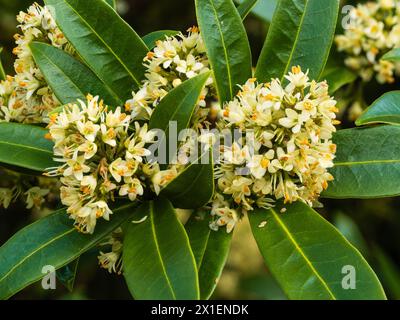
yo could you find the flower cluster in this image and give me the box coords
[125,27,219,129]
[0,3,72,123]
[210,67,338,232]
[0,168,57,210]
[335,0,400,84]
[46,95,157,234]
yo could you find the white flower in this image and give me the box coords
[64,157,91,181]
[81,175,97,195]
[109,158,137,183]
[210,207,239,233]
[152,167,178,195]
[279,108,305,133]
[119,177,144,201]
[247,150,275,179]
[24,187,49,209]
[77,120,100,142]
[100,124,117,147]
[0,188,14,209]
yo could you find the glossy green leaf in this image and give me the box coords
[104,0,116,9]
[122,198,199,300]
[236,0,259,19]
[56,258,79,292]
[324,125,400,199]
[0,47,5,81]
[161,150,214,209]
[355,91,400,126]
[0,203,136,300]
[195,0,252,103]
[0,123,56,172]
[30,42,121,106]
[249,202,386,300]
[149,72,211,164]
[382,48,400,62]
[45,0,148,101]
[236,0,277,22]
[255,0,339,83]
[149,72,210,132]
[185,210,232,299]
[142,30,179,50]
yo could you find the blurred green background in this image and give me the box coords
[1,0,399,300]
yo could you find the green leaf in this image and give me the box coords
[142,30,180,50]
[324,125,400,199]
[0,123,56,172]
[122,198,199,300]
[236,0,277,22]
[236,0,259,19]
[185,210,232,299]
[104,0,117,9]
[249,202,386,300]
[56,258,79,292]
[0,47,5,81]
[355,91,400,126]
[149,71,211,164]
[45,0,148,101]
[382,48,400,62]
[255,0,339,83]
[161,150,214,209]
[30,42,121,106]
[195,0,252,103]
[0,203,136,300]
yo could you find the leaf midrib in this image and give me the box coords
[0,203,134,299]
[0,140,53,155]
[269,208,337,300]
[149,202,177,299]
[334,159,400,166]
[280,0,309,82]
[205,0,233,100]
[60,0,141,87]
[34,43,122,105]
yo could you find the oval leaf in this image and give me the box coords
[255,0,339,83]
[356,91,400,126]
[142,30,180,50]
[149,71,211,164]
[186,210,232,299]
[161,150,214,209]
[249,202,386,300]
[122,198,199,300]
[45,0,148,101]
[0,123,56,172]
[149,72,211,133]
[195,0,252,103]
[324,125,400,199]
[0,203,136,299]
[30,42,121,106]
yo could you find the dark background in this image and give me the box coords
[1,0,399,300]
